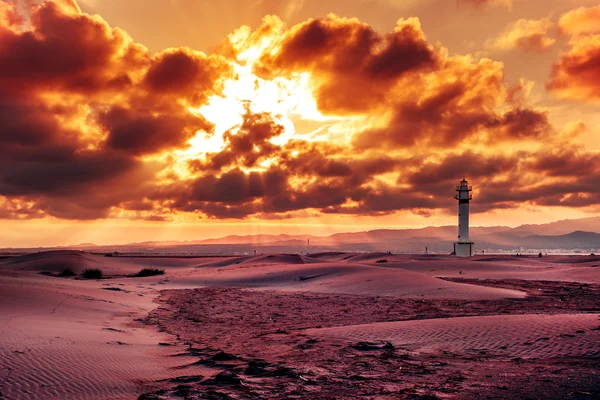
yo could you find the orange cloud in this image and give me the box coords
[547,6,600,102]
[255,15,438,114]
[0,0,229,219]
[0,0,598,223]
[547,34,600,102]
[490,18,555,51]
[0,1,20,27]
[352,54,550,149]
[559,5,600,36]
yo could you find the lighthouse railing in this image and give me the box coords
[454,194,473,200]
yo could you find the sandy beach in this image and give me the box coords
[1,251,598,399]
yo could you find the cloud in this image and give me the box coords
[100,105,212,155]
[398,148,600,213]
[0,1,148,97]
[352,55,551,149]
[143,48,232,105]
[489,18,555,51]
[529,147,600,177]
[254,15,438,114]
[0,0,598,222]
[0,196,46,219]
[547,5,600,102]
[188,109,284,172]
[0,1,21,27]
[0,0,228,219]
[559,5,600,36]
[547,34,600,102]
[406,151,518,187]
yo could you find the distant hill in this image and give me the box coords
[199,234,315,245]
[190,217,600,247]
[510,217,600,235]
[519,231,600,249]
[2,216,599,253]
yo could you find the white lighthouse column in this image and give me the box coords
[458,199,469,242]
[454,179,474,257]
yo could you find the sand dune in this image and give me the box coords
[1,251,524,299]
[341,252,392,262]
[308,313,600,359]
[7,251,596,286]
[0,269,199,399]
[239,253,311,264]
[1,250,103,274]
[1,250,598,399]
[197,253,323,268]
[372,255,600,284]
[169,261,525,299]
[0,250,203,276]
[305,252,350,260]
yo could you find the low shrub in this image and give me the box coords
[375,259,388,263]
[58,267,76,277]
[133,268,165,277]
[82,268,103,279]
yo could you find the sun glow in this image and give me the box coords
[193,64,327,141]
[174,33,343,171]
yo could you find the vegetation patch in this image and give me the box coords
[132,268,165,277]
[58,267,76,277]
[82,268,103,279]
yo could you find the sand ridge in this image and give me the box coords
[167,260,527,299]
[307,313,600,359]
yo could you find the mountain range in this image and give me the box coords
[2,216,599,253]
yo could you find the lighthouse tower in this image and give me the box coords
[453,178,474,257]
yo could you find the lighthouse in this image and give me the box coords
[453,178,474,257]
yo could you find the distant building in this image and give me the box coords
[454,178,474,257]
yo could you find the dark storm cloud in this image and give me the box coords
[100,105,212,156]
[143,48,232,105]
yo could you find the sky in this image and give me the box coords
[1,0,600,247]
